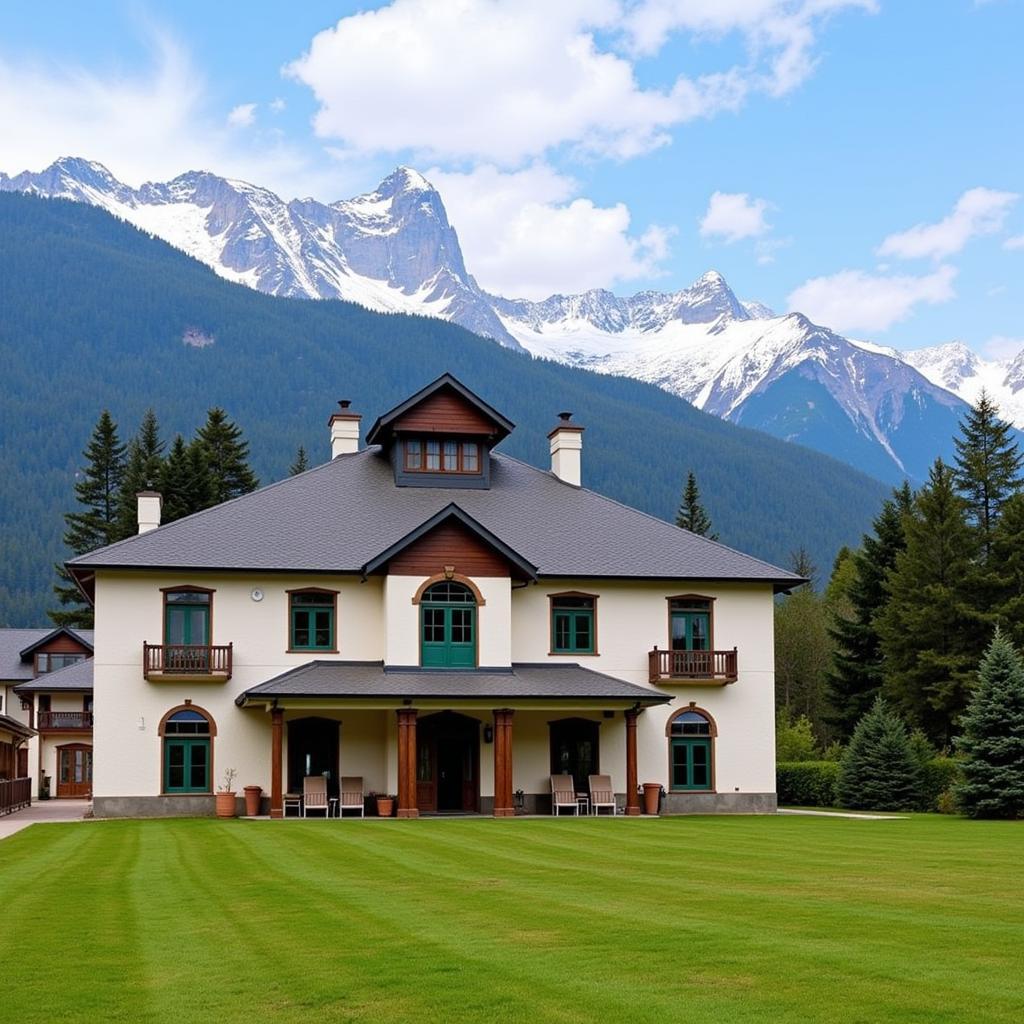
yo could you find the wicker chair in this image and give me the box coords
[302,775,330,818]
[339,776,364,818]
[588,774,616,816]
[550,774,579,815]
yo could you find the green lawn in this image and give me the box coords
[1,815,1022,1023]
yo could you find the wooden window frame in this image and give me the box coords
[286,587,339,653]
[402,437,483,476]
[666,594,715,653]
[161,585,216,647]
[158,703,217,796]
[665,704,717,793]
[548,591,599,656]
[35,652,87,675]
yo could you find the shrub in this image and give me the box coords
[776,710,821,762]
[837,697,920,811]
[919,757,962,812]
[776,761,840,807]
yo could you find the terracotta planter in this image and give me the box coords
[642,783,662,816]
[375,797,395,818]
[243,785,262,816]
[215,791,237,818]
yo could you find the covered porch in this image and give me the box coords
[235,662,670,818]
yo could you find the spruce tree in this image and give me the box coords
[826,483,913,737]
[877,460,982,744]
[953,389,1022,559]
[955,629,1024,819]
[114,409,165,540]
[837,696,921,811]
[675,470,717,539]
[289,445,310,476]
[195,407,258,505]
[160,436,214,523]
[990,491,1024,650]
[51,410,126,627]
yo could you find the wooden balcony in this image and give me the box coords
[648,647,738,685]
[143,643,233,682]
[37,711,93,732]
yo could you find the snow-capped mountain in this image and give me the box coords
[0,157,521,349]
[0,157,989,483]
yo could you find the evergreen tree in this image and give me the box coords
[675,470,717,539]
[878,460,982,744]
[837,696,921,811]
[160,436,214,523]
[826,483,913,738]
[990,491,1024,650]
[195,407,258,505]
[114,409,165,540]
[51,410,125,627]
[955,629,1024,819]
[289,445,310,476]
[953,389,1022,559]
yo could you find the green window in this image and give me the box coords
[670,598,711,651]
[290,592,335,650]
[420,582,476,668]
[165,590,210,646]
[669,710,713,791]
[551,595,595,654]
[163,709,211,793]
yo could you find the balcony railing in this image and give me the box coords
[143,643,233,681]
[37,711,93,731]
[0,777,31,816]
[649,647,738,684]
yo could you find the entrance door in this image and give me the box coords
[549,718,600,794]
[416,712,479,813]
[56,744,92,798]
[420,582,476,668]
[287,717,340,798]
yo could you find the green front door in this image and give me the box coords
[421,604,476,667]
[164,738,210,793]
[670,738,712,791]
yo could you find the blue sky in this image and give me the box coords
[1,1,1021,354]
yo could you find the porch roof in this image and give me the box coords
[0,712,36,740]
[14,658,93,693]
[235,661,671,707]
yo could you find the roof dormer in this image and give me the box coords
[365,374,514,489]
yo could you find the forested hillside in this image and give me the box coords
[0,192,889,625]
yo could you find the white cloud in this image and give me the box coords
[269,97,286,113]
[285,0,871,166]
[226,103,257,128]
[787,265,957,333]
[699,190,772,242]
[426,163,672,298]
[1004,234,1024,251]
[879,187,1019,261]
[981,335,1024,360]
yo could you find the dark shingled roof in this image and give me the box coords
[0,628,94,681]
[14,657,93,693]
[236,661,671,706]
[69,449,801,587]
[0,712,35,740]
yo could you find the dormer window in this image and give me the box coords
[403,439,481,475]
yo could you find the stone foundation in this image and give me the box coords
[660,791,777,815]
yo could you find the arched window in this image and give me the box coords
[420,582,476,668]
[160,706,215,794]
[667,708,715,792]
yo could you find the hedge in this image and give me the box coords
[776,761,840,807]
[918,756,961,812]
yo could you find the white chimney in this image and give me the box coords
[137,491,162,534]
[329,400,362,458]
[548,412,584,486]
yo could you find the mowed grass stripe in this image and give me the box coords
[0,816,1021,1023]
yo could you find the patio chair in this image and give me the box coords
[302,775,330,818]
[550,774,578,816]
[339,776,364,818]
[588,774,616,816]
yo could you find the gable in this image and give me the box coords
[391,387,501,437]
[385,520,513,577]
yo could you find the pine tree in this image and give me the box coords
[675,470,717,539]
[160,436,214,523]
[289,445,310,476]
[955,629,1024,819]
[51,410,125,627]
[826,483,913,737]
[953,389,1022,559]
[878,460,982,744]
[114,409,165,540]
[990,491,1024,650]
[195,407,259,505]
[837,696,921,811]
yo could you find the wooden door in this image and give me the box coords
[56,744,92,798]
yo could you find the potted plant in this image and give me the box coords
[243,784,262,816]
[374,793,396,818]
[216,768,238,818]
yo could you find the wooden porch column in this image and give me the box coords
[270,707,284,819]
[625,708,641,816]
[396,708,419,818]
[493,709,515,817]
